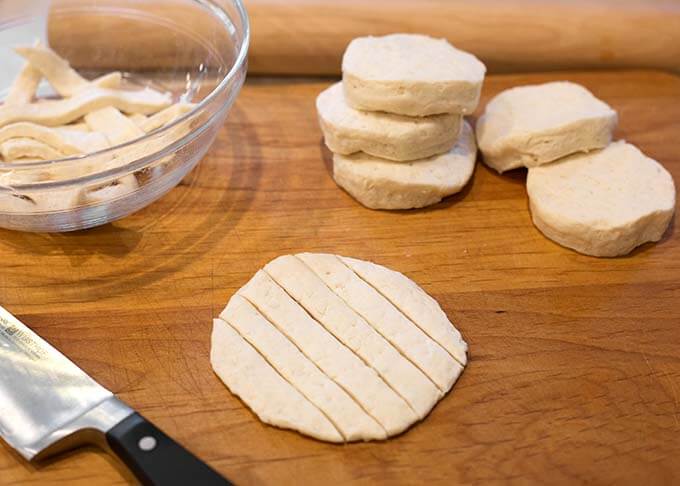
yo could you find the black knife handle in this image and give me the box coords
[106,412,232,486]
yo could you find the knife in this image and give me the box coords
[0,305,232,485]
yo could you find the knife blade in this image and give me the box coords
[0,305,232,485]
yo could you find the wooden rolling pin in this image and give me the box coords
[47,0,680,74]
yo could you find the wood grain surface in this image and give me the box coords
[0,70,679,485]
[245,0,680,75]
[46,1,680,75]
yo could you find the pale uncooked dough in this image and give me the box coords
[211,319,343,443]
[210,253,467,442]
[14,46,121,96]
[476,81,618,172]
[333,121,476,209]
[527,141,676,257]
[0,122,108,155]
[85,106,145,146]
[0,87,171,128]
[317,82,461,162]
[342,34,486,116]
[5,62,41,105]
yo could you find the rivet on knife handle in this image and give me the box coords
[106,412,233,486]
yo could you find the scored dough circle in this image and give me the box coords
[527,141,676,257]
[210,253,468,442]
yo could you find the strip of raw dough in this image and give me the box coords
[140,103,195,132]
[84,106,145,146]
[14,46,122,96]
[0,87,172,128]
[237,270,406,435]
[220,295,385,441]
[298,253,462,392]
[0,138,64,161]
[57,122,90,132]
[80,174,139,205]
[5,63,42,105]
[128,113,147,127]
[340,256,468,366]
[0,186,81,213]
[0,122,108,155]
[210,319,342,442]
[264,255,440,419]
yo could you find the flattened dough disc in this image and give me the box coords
[211,253,468,442]
[527,141,675,257]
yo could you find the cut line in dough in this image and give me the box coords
[211,255,468,442]
[219,295,385,441]
[297,253,462,392]
[211,319,343,443]
[237,270,406,435]
[340,256,468,366]
[264,255,441,419]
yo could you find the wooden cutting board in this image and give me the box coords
[0,70,678,485]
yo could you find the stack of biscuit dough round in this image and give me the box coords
[316,34,486,210]
[476,81,676,257]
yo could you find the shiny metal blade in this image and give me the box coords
[0,305,129,460]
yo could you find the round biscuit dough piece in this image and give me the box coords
[527,141,676,257]
[477,81,618,173]
[333,121,476,210]
[211,253,467,442]
[316,82,461,162]
[342,34,486,116]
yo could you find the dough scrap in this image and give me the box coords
[0,122,108,155]
[140,103,195,132]
[317,82,461,162]
[0,138,64,161]
[476,81,618,172]
[14,45,121,96]
[5,63,42,106]
[333,121,476,209]
[342,34,486,116]
[211,319,342,442]
[212,255,467,442]
[85,106,145,146]
[0,87,172,128]
[527,141,676,257]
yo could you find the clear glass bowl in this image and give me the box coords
[0,0,249,232]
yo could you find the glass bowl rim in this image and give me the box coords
[0,0,250,190]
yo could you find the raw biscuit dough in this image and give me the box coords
[0,138,64,161]
[527,141,676,257]
[0,122,108,155]
[0,87,172,128]
[476,81,618,172]
[333,121,476,209]
[211,253,467,442]
[342,34,486,116]
[14,46,121,96]
[317,82,461,162]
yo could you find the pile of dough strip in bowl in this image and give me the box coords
[0,44,195,213]
[476,81,676,257]
[211,253,468,442]
[317,33,486,210]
